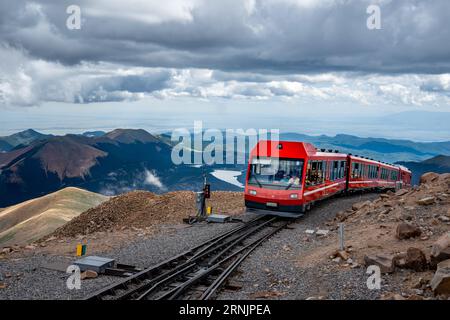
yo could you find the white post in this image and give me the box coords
[339,223,345,251]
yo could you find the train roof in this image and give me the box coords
[252,140,346,158]
[251,141,411,172]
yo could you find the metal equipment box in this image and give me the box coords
[206,214,231,223]
[74,256,115,273]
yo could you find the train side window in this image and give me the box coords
[340,161,346,179]
[306,160,326,186]
[331,161,338,180]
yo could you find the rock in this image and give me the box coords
[332,257,342,263]
[352,200,371,211]
[395,189,409,197]
[336,211,351,222]
[420,172,439,185]
[316,229,329,236]
[24,245,36,250]
[1,248,11,254]
[404,247,428,271]
[305,229,315,235]
[412,277,430,289]
[380,194,390,199]
[381,292,406,300]
[431,233,450,266]
[364,253,395,273]
[396,223,422,240]
[430,259,450,296]
[393,252,407,268]
[337,250,350,260]
[225,280,243,291]
[417,197,436,206]
[80,270,98,280]
[438,215,450,222]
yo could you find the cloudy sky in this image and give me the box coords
[1,0,450,140]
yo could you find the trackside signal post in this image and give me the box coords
[185,174,211,224]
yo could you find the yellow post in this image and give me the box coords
[76,244,83,257]
[207,206,212,215]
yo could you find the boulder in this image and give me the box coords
[430,259,450,296]
[396,223,422,240]
[1,248,12,254]
[431,232,450,266]
[420,172,439,185]
[352,200,371,211]
[364,253,395,273]
[404,247,428,271]
[417,197,436,206]
[438,215,450,222]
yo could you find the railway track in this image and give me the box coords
[85,215,290,300]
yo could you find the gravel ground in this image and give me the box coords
[0,221,243,300]
[0,193,380,300]
[217,193,382,300]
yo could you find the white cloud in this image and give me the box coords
[144,169,165,190]
[85,0,199,24]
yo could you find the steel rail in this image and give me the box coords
[134,217,280,300]
[84,215,270,300]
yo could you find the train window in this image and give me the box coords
[368,165,378,179]
[339,161,346,179]
[248,157,304,190]
[380,168,389,180]
[330,161,338,180]
[306,160,325,186]
[352,162,363,179]
[390,170,398,181]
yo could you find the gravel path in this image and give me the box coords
[217,193,381,300]
[0,193,379,300]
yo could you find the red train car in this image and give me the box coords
[244,140,411,217]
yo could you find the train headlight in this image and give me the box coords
[290,193,298,199]
[249,190,257,195]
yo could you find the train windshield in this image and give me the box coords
[248,157,304,190]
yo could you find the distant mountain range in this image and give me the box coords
[0,129,52,152]
[0,128,449,207]
[397,155,450,185]
[278,133,450,163]
[0,129,240,207]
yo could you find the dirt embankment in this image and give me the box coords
[49,191,245,238]
[304,172,450,299]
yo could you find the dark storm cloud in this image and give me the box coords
[1,0,450,74]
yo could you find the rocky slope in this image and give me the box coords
[318,172,450,299]
[50,190,245,238]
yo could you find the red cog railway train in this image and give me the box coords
[244,141,412,218]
